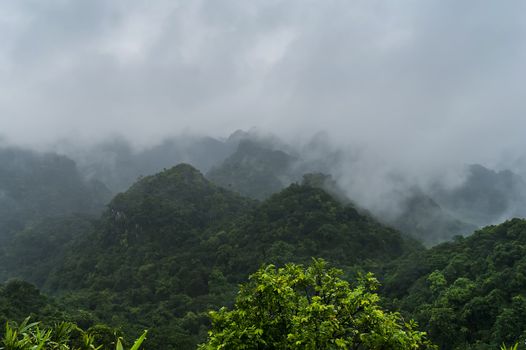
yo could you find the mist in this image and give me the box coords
[2,0,526,233]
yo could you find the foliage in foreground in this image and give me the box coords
[501,343,519,350]
[0,317,147,350]
[200,259,435,349]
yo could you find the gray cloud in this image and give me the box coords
[1,0,526,181]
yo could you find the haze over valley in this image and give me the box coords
[1,1,526,349]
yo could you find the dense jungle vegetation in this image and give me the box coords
[0,145,525,349]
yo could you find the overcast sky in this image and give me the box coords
[1,0,526,174]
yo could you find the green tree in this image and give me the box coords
[199,259,435,349]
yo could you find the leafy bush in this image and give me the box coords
[0,317,147,350]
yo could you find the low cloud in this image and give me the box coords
[0,0,525,181]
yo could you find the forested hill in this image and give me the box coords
[57,131,526,245]
[383,218,526,349]
[71,136,237,193]
[431,164,526,227]
[0,163,419,349]
[206,139,297,200]
[220,182,420,278]
[388,191,477,246]
[0,147,111,244]
[100,163,255,245]
[2,161,526,348]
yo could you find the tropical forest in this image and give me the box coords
[1,1,526,349]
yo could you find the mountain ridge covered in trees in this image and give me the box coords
[0,135,526,348]
[1,163,422,348]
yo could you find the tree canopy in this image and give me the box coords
[384,218,526,349]
[200,259,435,349]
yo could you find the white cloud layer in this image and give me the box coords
[1,0,526,176]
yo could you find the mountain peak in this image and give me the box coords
[125,163,207,195]
[102,163,254,246]
[160,163,205,181]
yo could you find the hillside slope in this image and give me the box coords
[0,147,111,244]
[388,191,477,246]
[384,218,526,349]
[8,163,418,349]
[432,164,526,226]
[207,139,297,200]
